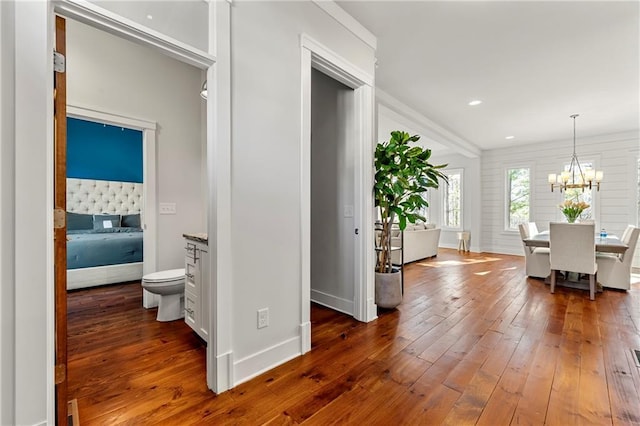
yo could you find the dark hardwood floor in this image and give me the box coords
[67,249,640,425]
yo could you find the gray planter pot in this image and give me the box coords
[375,270,402,309]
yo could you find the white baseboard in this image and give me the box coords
[67,262,143,290]
[208,350,233,393]
[366,297,378,322]
[310,289,354,316]
[300,321,311,354]
[233,336,301,387]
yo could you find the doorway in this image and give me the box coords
[310,69,356,315]
[300,35,376,355]
[55,12,211,421]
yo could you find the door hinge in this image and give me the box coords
[53,51,66,73]
[54,208,66,229]
[55,364,66,384]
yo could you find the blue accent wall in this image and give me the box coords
[67,117,143,183]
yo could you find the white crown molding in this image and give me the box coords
[311,0,377,50]
[377,88,482,159]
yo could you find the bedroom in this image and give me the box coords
[65,117,145,290]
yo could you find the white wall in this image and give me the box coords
[89,0,209,53]
[481,131,640,255]
[0,2,15,424]
[67,19,206,270]
[229,1,374,383]
[310,69,355,314]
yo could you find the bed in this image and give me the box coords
[66,178,144,290]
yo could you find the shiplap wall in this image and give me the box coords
[481,131,639,259]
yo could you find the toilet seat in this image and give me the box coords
[142,268,185,283]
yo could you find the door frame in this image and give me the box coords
[299,33,376,354]
[66,105,158,304]
[46,0,225,420]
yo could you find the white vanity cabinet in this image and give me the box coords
[184,236,209,342]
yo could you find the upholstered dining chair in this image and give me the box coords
[549,222,598,300]
[596,226,639,290]
[620,224,634,243]
[518,223,550,279]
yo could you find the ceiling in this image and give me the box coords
[337,1,640,153]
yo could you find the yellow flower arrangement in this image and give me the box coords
[559,199,590,223]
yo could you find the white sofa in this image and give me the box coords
[390,223,441,264]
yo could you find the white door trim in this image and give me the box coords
[66,105,159,307]
[300,33,376,355]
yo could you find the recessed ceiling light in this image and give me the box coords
[468,100,482,106]
[505,136,515,140]
[146,14,153,20]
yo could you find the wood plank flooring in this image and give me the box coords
[67,249,640,425]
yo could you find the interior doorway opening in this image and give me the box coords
[55,12,210,421]
[310,69,357,316]
[300,35,376,356]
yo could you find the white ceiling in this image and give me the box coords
[337,1,640,152]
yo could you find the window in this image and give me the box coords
[418,192,431,223]
[562,161,594,221]
[443,169,463,229]
[506,167,530,230]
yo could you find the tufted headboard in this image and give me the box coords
[67,178,143,215]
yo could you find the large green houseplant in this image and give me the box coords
[374,131,447,307]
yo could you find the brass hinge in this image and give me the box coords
[55,364,66,384]
[53,51,66,73]
[54,208,66,229]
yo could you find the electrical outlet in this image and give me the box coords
[257,308,269,329]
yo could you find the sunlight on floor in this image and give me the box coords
[415,256,503,268]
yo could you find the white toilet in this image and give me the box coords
[141,268,186,321]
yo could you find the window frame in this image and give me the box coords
[504,165,531,232]
[442,168,464,231]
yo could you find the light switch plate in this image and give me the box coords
[159,202,176,215]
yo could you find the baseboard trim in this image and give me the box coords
[233,336,301,386]
[310,289,354,316]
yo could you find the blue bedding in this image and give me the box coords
[67,227,143,269]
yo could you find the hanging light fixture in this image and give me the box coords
[548,114,603,192]
[200,80,208,100]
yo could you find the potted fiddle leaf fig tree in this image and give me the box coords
[374,130,448,308]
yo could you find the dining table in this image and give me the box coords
[523,230,628,254]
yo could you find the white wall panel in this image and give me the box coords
[482,132,639,255]
[229,1,374,380]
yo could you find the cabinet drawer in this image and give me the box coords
[184,262,198,293]
[184,291,198,330]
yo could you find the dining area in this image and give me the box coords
[519,221,640,300]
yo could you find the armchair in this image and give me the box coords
[596,226,639,290]
[518,223,550,279]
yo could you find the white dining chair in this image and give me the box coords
[518,223,550,279]
[596,226,639,290]
[620,224,634,243]
[549,222,598,300]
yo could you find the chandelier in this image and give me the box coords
[548,114,602,192]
